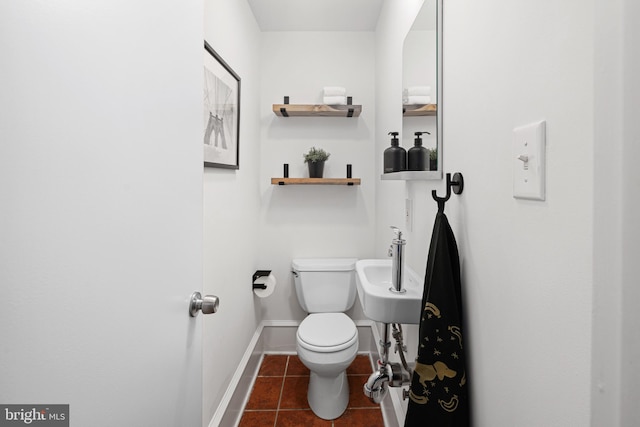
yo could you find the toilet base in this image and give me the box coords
[307,370,349,420]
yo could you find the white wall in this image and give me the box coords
[591,0,623,424]
[257,31,377,322]
[591,1,640,424]
[377,0,594,425]
[620,0,640,423]
[445,0,594,424]
[202,0,263,424]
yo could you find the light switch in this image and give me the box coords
[513,120,546,200]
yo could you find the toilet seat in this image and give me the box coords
[297,313,357,353]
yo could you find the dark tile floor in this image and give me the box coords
[239,354,385,427]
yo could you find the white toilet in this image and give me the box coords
[292,258,359,420]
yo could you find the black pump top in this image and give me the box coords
[414,131,431,146]
[388,131,399,146]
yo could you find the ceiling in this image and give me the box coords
[247,0,385,31]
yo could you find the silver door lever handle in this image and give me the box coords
[189,292,220,317]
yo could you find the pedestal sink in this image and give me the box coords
[355,259,423,324]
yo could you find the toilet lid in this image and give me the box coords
[297,313,357,353]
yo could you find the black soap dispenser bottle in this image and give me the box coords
[408,131,430,171]
[384,131,407,173]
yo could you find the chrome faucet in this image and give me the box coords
[388,226,406,294]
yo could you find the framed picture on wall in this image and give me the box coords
[203,41,240,169]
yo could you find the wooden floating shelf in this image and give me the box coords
[273,104,362,117]
[403,104,437,117]
[271,178,361,186]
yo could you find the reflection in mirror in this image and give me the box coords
[402,0,442,178]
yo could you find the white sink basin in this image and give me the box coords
[355,259,423,324]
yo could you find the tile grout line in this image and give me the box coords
[272,356,290,427]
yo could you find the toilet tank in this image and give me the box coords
[292,258,358,313]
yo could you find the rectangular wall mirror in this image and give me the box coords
[402,0,443,180]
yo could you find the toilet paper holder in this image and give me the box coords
[253,270,272,289]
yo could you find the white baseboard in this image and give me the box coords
[208,322,265,427]
[207,319,403,427]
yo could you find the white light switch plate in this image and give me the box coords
[513,120,546,200]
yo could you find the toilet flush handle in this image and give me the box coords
[189,292,220,317]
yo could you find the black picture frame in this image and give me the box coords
[203,41,240,169]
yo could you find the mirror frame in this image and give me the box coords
[398,0,443,180]
[436,0,443,179]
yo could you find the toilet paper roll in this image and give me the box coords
[253,273,277,298]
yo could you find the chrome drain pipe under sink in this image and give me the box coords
[364,322,412,403]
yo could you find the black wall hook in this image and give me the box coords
[432,172,464,211]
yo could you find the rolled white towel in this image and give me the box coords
[323,95,347,105]
[405,95,432,105]
[407,86,431,96]
[323,86,347,96]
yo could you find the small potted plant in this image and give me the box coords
[429,148,438,171]
[303,147,330,178]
